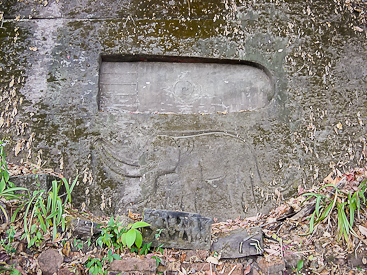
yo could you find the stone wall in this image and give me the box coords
[0,0,366,220]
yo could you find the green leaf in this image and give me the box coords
[46,194,52,213]
[135,230,143,248]
[297,259,304,272]
[96,237,104,248]
[125,229,136,248]
[57,198,63,224]
[0,177,5,192]
[11,202,25,223]
[38,214,47,233]
[3,169,9,182]
[108,216,114,227]
[62,177,71,204]
[47,210,58,220]
[61,217,65,232]
[131,221,151,229]
[53,217,57,240]
[112,254,121,260]
[315,196,322,216]
[69,176,78,195]
[120,232,126,246]
[309,212,315,233]
[2,186,28,193]
[52,180,58,212]
[31,223,37,234]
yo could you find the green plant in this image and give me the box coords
[302,180,367,245]
[138,228,164,255]
[0,226,16,254]
[86,238,92,248]
[28,224,44,248]
[120,221,151,249]
[0,141,28,220]
[152,255,162,267]
[294,259,303,274]
[85,257,106,275]
[156,243,164,254]
[106,249,121,262]
[96,216,121,249]
[96,216,150,251]
[73,238,84,250]
[84,250,121,275]
[18,176,78,247]
[138,241,152,255]
[0,266,22,275]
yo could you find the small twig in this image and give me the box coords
[228,265,237,275]
[355,240,361,258]
[259,220,279,228]
[276,223,284,235]
[291,250,315,254]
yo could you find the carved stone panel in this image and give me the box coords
[142,209,213,250]
[211,227,263,258]
[99,56,274,114]
[92,132,263,220]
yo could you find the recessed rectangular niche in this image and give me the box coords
[98,55,274,114]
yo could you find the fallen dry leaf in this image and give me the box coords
[323,172,334,184]
[353,26,364,32]
[359,225,367,237]
[244,263,252,274]
[206,256,218,264]
[62,241,71,257]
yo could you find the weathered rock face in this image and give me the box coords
[0,0,366,220]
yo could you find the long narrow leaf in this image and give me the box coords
[46,193,52,213]
[320,184,340,192]
[69,175,78,194]
[11,202,26,222]
[3,169,9,182]
[52,181,58,213]
[131,221,151,229]
[0,177,5,192]
[53,216,57,240]
[61,217,65,232]
[315,196,323,217]
[23,196,36,243]
[2,187,29,193]
[309,212,315,233]
[57,198,63,224]
[62,178,71,204]
[47,211,58,220]
[0,204,8,223]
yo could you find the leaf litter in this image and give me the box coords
[2,162,367,274]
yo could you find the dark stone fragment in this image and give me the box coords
[66,217,101,240]
[9,174,63,196]
[211,227,263,258]
[142,209,213,250]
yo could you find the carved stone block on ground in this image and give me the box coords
[10,174,62,194]
[142,209,213,250]
[65,217,101,240]
[211,227,263,258]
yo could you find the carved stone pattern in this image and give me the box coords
[142,209,213,250]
